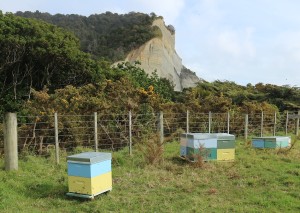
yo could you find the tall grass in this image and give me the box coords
[0,137,299,212]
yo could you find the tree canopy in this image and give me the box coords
[15,11,159,62]
[0,13,99,112]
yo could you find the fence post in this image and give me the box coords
[273,112,277,136]
[261,111,264,137]
[296,110,300,136]
[54,113,59,164]
[129,110,132,155]
[159,111,164,144]
[227,111,230,134]
[186,110,189,133]
[285,111,289,135]
[245,114,248,141]
[94,112,98,152]
[208,111,212,133]
[4,112,18,171]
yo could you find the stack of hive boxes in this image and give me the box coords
[252,136,291,149]
[67,152,112,199]
[180,133,235,161]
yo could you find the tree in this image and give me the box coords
[0,13,99,112]
[15,11,158,62]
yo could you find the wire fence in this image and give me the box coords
[0,111,299,159]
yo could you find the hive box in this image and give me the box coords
[252,136,291,149]
[181,133,235,161]
[67,152,112,199]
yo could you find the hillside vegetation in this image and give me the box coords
[15,11,160,62]
[0,11,300,117]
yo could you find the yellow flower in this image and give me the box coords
[148,85,154,92]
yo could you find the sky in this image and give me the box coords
[1,0,300,87]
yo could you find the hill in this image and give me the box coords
[15,11,158,62]
[15,11,201,91]
[1,11,300,113]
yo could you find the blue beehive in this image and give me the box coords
[67,152,112,199]
[252,136,291,149]
[180,133,235,161]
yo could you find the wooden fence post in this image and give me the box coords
[4,112,18,171]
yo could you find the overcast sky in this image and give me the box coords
[1,0,300,87]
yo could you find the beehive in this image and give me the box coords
[252,136,291,149]
[180,133,235,161]
[66,152,112,199]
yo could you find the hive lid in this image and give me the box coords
[182,133,235,140]
[67,152,111,164]
[212,133,235,140]
[252,136,290,140]
[181,133,216,139]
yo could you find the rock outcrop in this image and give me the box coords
[118,18,201,91]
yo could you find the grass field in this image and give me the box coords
[0,138,300,213]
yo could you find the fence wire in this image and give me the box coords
[0,111,298,157]
[17,115,55,156]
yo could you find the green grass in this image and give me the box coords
[0,138,300,213]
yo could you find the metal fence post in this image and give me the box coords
[245,114,248,140]
[296,110,300,136]
[129,110,132,155]
[208,111,212,133]
[227,111,230,134]
[54,112,59,164]
[186,110,189,133]
[159,111,164,144]
[261,111,264,137]
[273,112,277,136]
[94,112,98,152]
[285,111,289,135]
[4,112,18,171]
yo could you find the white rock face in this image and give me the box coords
[120,18,200,91]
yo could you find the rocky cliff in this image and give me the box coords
[119,18,201,91]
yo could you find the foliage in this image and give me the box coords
[10,11,300,113]
[0,13,99,113]
[15,11,159,62]
[114,62,175,101]
[188,145,208,168]
[137,133,164,165]
[179,81,284,113]
[254,83,300,111]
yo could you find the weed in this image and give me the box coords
[187,145,209,168]
[277,136,299,155]
[138,133,164,165]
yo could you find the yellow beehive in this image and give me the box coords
[67,152,112,199]
[68,172,112,195]
[217,149,235,161]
